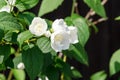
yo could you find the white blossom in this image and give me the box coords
[51,30,70,52]
[17,62,25,69]
[52,19,68,32]
[38,76,49,80]
[0,0,16,13]
[68,26,78,44]
[44,30,51,38]
[29,17,48,36]
[8,0,16,5]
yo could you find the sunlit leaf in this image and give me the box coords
[109,49,120,76]
[39,0,64,16]
[83,0,106,18]
[17,30,33,47]
[37,37,52,53]
[90,71,107,80]
[12,69,25,80]
[15,0,39,11]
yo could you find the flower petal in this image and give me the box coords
[68,26,79,44]
[52,19,68,32]
[51,30,70,52]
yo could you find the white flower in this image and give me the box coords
[52,19,68,32]
[44,30,51,38]
[51,30,70,52]
[29,17,48,36]
[8,0,16,5]
[0,0,16,13]
[0,5,11,13]
[38,76,49,80]
[68,26,78,44]
[17,62,25,69]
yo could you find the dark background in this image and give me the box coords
[31,0,120,80]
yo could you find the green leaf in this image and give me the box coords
[45,66,59,80]
[55,58,73,78]
[4,31,18,43]
[18,12,36,26]
[83,0,106,18]
[15,0,39,11]
[115,16,120,20]
[17,30,33,47]
[0,0,7,9]
[39,0,64,16]
[0,45,10,62]
[0,73,6,80]
[72,17,90,47]
[0,29,4,41]
[37,37,52,53]
[12,69,25,80]
[90,71,107,80]
[64,44,88,66]
[109,49,120,76]
[0,55,4,64]
[72,68,82,78]
[22,46,44,80]
[0,12,22,31]
[0,64,6,71]
[13,54,22,68]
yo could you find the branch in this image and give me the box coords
[92,18,108,25]
[85,0,108,19]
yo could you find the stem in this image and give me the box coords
[71,0,76,16]
[60,55,67,80]
[7,70,13,80]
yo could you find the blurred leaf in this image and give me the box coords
[12,69,25,80]
[72,16,90,47]
[0,45,10,62]
[0,55,4,64]
[5,57,14,68]
[0,12,22,31]
[90,71,107,80]
[0,0,6,9]
[64,44,88,66]
[55,58,73,78]
[83,0,106,18]
[15,0,39,11]
[4,31,18,43]
[13,54,22,68]
[22,46,44,80]
[17,30,33,47]
[109,49,120,76]
[0,73,6,80]
[39,0,64,16]
[0,64,6,71]
[72,68,82,78]
[18,12,36,26]
[115,16,120,20]
[45,66,59,80]
[37,37,52,53]
[0,29,4,41]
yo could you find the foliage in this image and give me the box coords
[1,0,119,80]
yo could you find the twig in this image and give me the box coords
[7,70,13,80]
[85,0,108,19]
[92,18,108,25]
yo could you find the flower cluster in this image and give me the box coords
[0,0,16,13]
[29,17,78,52]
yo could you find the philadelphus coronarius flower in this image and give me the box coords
[29,17,48,36]
[0,0,16,13]
[51,19,78,52]
[51,30,70,52]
